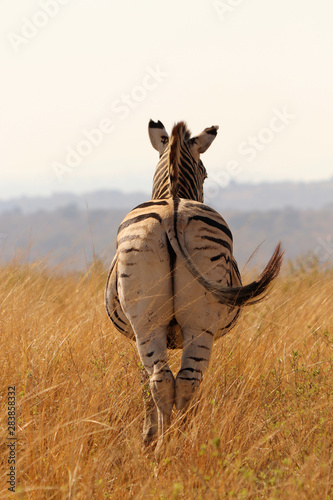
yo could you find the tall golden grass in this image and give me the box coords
[0,258,332,499]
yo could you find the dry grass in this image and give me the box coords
[0,258,332,499]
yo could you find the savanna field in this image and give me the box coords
[0,258,332,499]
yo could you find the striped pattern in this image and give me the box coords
[152,122,207,201]
[105,120,283,447]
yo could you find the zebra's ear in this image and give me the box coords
[190,125,219,154]
[148,119,169,154]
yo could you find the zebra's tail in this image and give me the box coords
[168,122,191,197]
[166,206,283,307]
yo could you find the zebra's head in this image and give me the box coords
[149,120,219,202]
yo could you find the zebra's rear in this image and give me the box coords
[116,197,242,347]
[115,195,244,441]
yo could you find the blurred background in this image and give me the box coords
[1,0,332,270]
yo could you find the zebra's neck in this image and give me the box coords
[152,122,205,202]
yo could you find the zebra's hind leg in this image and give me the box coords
[136,329,175,448]
[150,360,175,447]
[141,369,158,446]
[175,327,214,412]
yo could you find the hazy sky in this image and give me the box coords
[1,0,332,199]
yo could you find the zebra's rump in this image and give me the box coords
[105,198,243,346]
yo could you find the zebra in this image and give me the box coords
[105,120,283,447]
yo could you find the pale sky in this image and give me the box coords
[1,0,332,199]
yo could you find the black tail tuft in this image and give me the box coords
[219,243,283,306]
